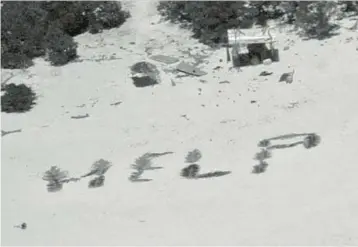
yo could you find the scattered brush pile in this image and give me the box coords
[1,1,130,69]
[158,1,358,46]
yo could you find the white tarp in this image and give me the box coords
[227,28,276,46]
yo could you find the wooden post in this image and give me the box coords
[233,29,240,68]
[226,45,231,63]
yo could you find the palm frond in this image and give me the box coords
[91,159,112,175]
[252,161,269,174]
[303,133,321,149]
[258,139,271,147]
[185,149,202,163]
[46,181,63,193]
[129,169,144,181]
[132,154,153,171]
[42,166,68,183]
[88,175,105,188]
[181,164,200,178]
[254,149,272,161]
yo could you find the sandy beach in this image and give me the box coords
[1,1,358,245]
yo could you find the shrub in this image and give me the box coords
[86,1,130,34]
[1,1,130,69]
[1,83,37,113]
[270,1,299,24]
[45,22,78,66]
[1,53,34,70]
[1,1,48,69]
[158,1,249,45]
[158,1,290,46]
[41,1,90,37]
[159,1,349,43]
[294,1,339,39]
[43,1,130,35]
[340,1,358,13]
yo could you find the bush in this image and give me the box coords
[158,1,249,45]
[1,1,130,69]
[1,53,34,70]
[159,1,351,44]
[1,1,48,69]
[340,1,358,13]
[41,1,90,37]
[86,1,130,34]
[1,83,37,113]
[158,1,289,46]
[295,1,339,39]
[42,1,130,35]
[45,22,78,66]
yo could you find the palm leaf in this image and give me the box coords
[131,154,153,171]
[185,149,202,163]
[303,133,321,149]
[82,159,112,178]
[42,166,68,183]
[88,175,105,188]
[91,159,112,175]
[254,149,272,161]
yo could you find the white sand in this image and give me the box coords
[1,1,358,245]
